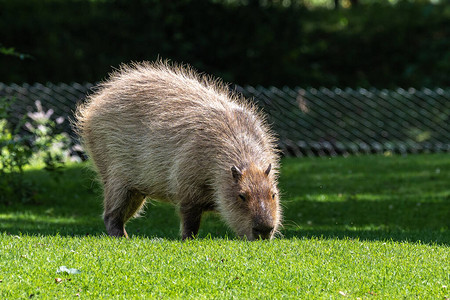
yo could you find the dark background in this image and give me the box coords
[1,0,449,87]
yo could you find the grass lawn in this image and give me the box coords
[0,154,449,298]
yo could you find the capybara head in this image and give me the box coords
[222,163,280,241]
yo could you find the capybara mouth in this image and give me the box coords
[243,228,274,241]
[252,231,273,240]
[252,223,274,240]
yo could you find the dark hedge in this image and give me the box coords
[1,0,449,87]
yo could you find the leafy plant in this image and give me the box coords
[24,100,71,175]
[0,44,32,60]
[0,98,72,204]
[0,98,34,203]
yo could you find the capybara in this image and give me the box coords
[75,61,281,240]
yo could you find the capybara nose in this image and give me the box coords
[252,224,274,239]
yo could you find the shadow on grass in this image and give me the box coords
[279,196,450,245]
[1,155,449,245]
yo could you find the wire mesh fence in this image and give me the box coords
[1,82,449,157]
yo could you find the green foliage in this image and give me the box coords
[24,101,71,174]
[0,0,448,87]
[0,44,32,60]
[0,98,71,204]
[0,98,34,203]
[0,154,449,298]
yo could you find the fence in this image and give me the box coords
[1,82,449,157]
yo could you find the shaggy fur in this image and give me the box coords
[75,61,281,240]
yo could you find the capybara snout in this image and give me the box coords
[75,61,281,240]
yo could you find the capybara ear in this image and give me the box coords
[231,165,242,181]
[264,163,272,176]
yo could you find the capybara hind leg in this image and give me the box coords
[123,190,146,222]
[180,206,202,240]
[103,185,145,238]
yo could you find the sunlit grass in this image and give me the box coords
[1,234,448,298]
[0,153,449,298]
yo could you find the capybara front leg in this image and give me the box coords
[180,206,202,240]
[104,213,128,238]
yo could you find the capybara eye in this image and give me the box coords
[239,194,246,201]
[272,193,277,200]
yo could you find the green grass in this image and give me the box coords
[1,154,449,298]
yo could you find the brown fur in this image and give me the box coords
[75,61,281,240]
